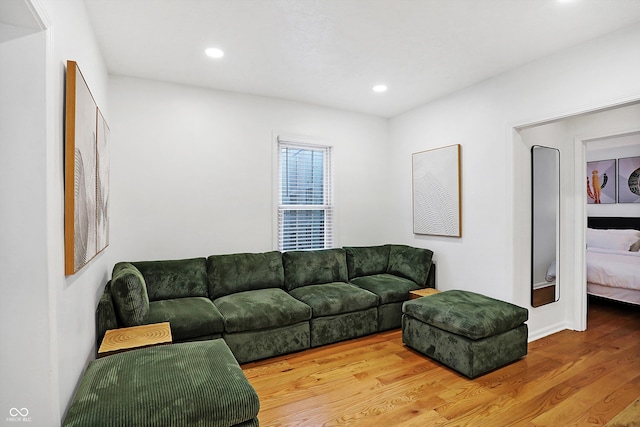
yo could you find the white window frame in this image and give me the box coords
[274,134,334,251]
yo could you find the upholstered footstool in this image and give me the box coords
[64,339,260,427]
[402,290,528,378]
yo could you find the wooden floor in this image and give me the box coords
[242,297,640,426]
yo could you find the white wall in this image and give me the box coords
[0,29,51,425]
[107,76,389,263]
[1,0,109,425]
[388,23,640,340]
[43,1,110,422]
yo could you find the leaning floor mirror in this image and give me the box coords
[531,145,560,307]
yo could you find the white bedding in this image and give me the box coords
[586,247,640,290]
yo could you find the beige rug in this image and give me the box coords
[605,396,640,427]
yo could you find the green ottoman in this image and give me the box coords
[402,290,528,378]
[64,340,260,427]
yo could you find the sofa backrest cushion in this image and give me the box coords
[131,258,208,301]
[387,245,434,286]
[110,262,150,327]
[207,251,284,299]
[283,248,348,291]
[344,245,390,279]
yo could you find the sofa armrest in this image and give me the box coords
[96,281,119,349]
[426,263,436,289]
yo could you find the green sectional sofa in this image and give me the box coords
[97,244,434,364]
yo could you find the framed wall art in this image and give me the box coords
[96,108,110,252]
[618,156,640,203]
[65,60,109,275]
[412,144,461,237]
[586,159,616,204]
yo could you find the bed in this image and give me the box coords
[586,217,640,305]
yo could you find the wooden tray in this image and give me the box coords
[98,322,172,357]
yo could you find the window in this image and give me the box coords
[277,137,334,251]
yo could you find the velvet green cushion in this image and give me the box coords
[214,288,312,334]
[344,245,390,279]
[224,322,310,364]
[387,245,433,286]
[63,340,260,427]
[96,281,119,347]
[350,273,420,304]
[283,248,348,291]
[289,282,379,317]
[110,262,150,327]
[402,290,528,340]
[310,308,378,347]
[132,258,208,301]
[146,297,225,341]
[207,251,284,299]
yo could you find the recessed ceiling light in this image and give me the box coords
[373,84,388,93]
[205,47,224,59]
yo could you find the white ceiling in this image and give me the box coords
[0,0,44,42]
[83,0,640,118]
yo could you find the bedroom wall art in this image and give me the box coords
[65,60,110,275]
[617,156,640,203]
[586,159,616,204]
[412,144,461,237]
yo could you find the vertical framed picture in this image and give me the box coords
[586,159,616,204]
[412,144,461,237]
[618,156,640,203]
[96,108,110,253]
[65,61,109,274]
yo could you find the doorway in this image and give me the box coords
[516,101,640,333]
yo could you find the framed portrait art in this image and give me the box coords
[586,159,616,204]
[65,61,109,275]
[412,144,461,237]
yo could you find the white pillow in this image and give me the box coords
[545,261,556,282]
[587,228,640,251]
[604,228,640,238]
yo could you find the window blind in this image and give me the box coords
[277,139,334,251]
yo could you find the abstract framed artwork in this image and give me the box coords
[586,159,616,204]
[618,156,640,203]
[412,144,461,237]
[96,109,110,252]
[65,61,109,275]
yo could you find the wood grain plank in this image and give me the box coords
[98,322,172,356]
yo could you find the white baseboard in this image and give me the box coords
[527,320,573,342]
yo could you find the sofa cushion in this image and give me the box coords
[63,340,260,427]
[214,288,311,334]
[146,297,225,341]
[387,245,433,286]
[111,262,150,327]
[402,290,529,340]
[283,248,348,291]
[207,251,284,299]
[350,273,420,304]
[344,245,390,279]
[288,282,379,317]
[132,258,208,301]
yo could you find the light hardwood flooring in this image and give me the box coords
[242,297,640,426]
